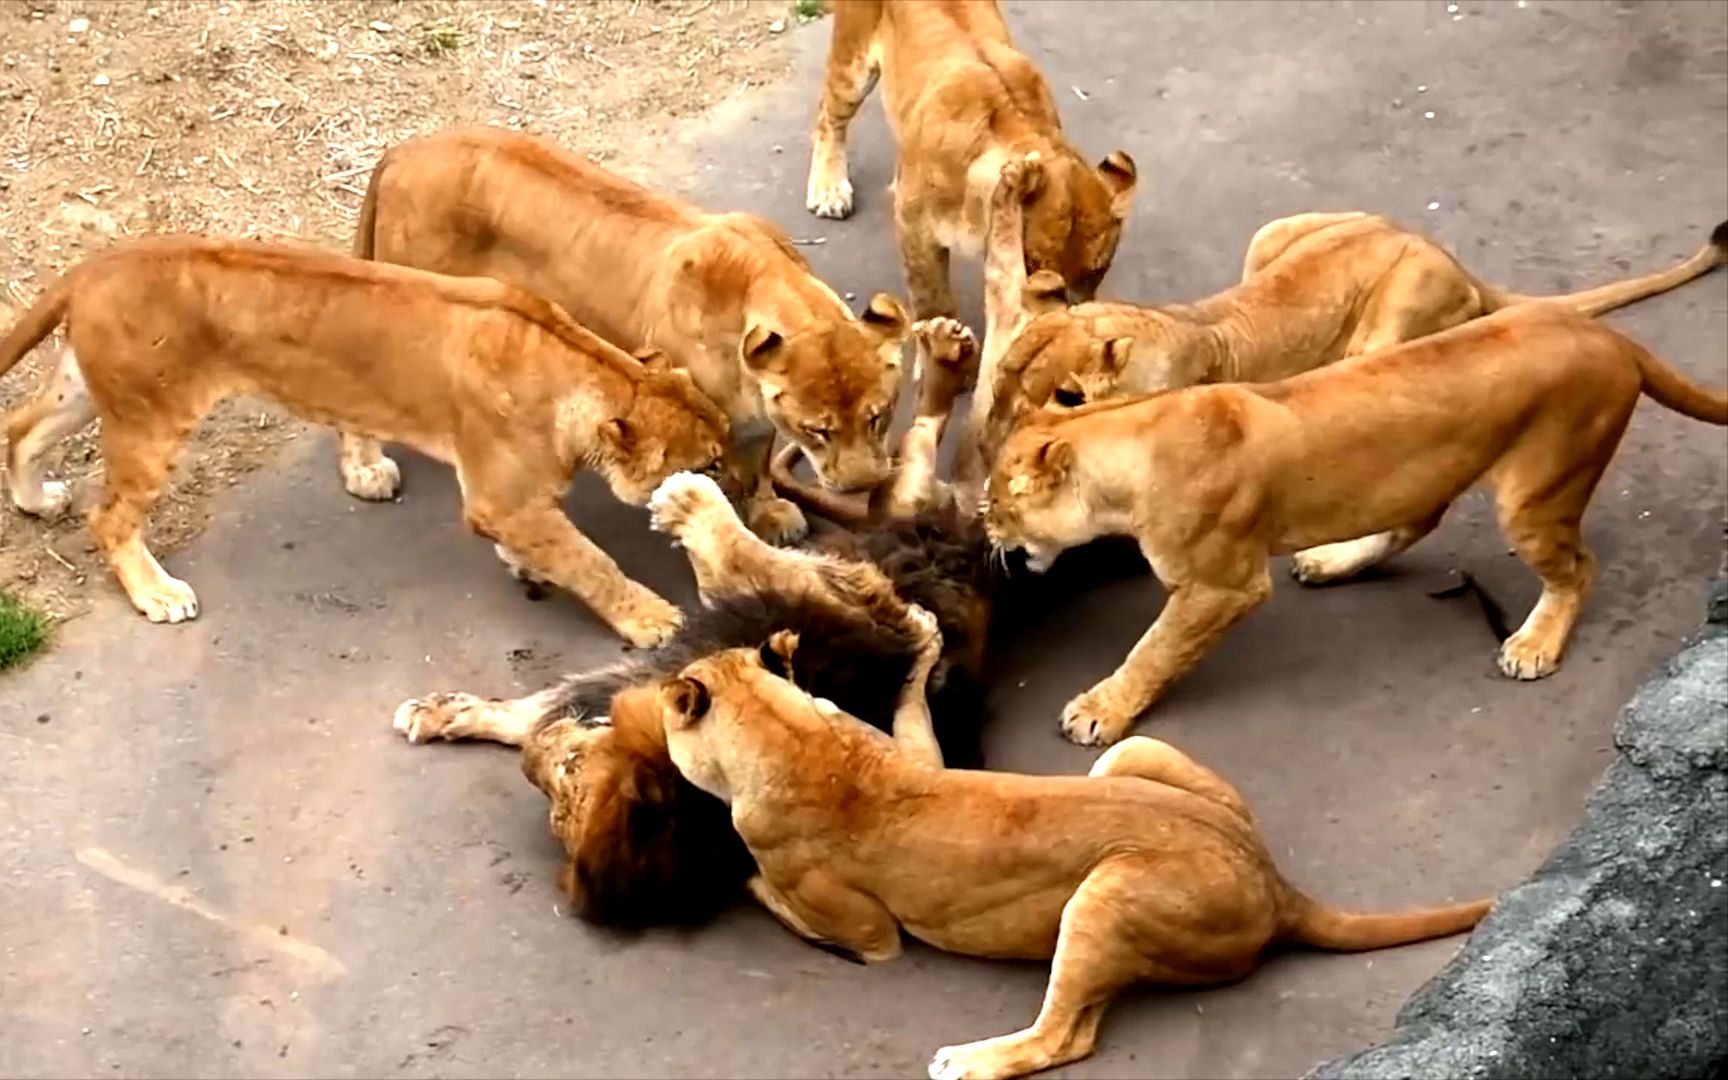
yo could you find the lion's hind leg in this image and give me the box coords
[929,853,1253,1080]
[6,345,96,518]
[1088,736,1251,823]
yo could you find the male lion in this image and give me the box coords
[391,320,998,926]
[985,302,1728,745]
[350,126,912,545]
[0,237,727,645]
[805,0,1138,319]
[654,634,1491,1080]
[974,155,1727,473]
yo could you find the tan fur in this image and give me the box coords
[771,316,977,526]
[979,211,1728,465]
[984,302,1728,746]
[657,646,1491,1080]
[806,0,1138,319]
[352,127,912,545]
[0,236,728,645]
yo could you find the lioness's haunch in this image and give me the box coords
[0,236,728,645]
[352,126,911,547]
[985,302,1728,746]
[975,197,1727,473]
[654,639,1491,1080]
[807,0,1137,320]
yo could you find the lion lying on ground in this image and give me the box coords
[985,301,1728,746]
[973,160,1726,477]
[655,631,1492,1080]
[351,126,911,545]
[0,236,727,644]
[806,0,1137,320]
[391,320,999,925]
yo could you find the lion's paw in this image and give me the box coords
[996,151,1045,205]
[745,495,809,546]
[342,456,402,502]
[806,173,855,220]
[648,471,732,540]
[129,574,200,625]
[1060,685,1137,747]
[1497,629,1561,681]
[392,693,475,744]
[613,589,685,650]
[928,1039,1023,1080]
[912,317,978,372]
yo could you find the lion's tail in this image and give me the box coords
[0,273,75,382]
[1630,339,1728,425]
[1281,889,1493,952]
[1482,221,1727,317]
[769,442,875,528]
[352,148,389,260]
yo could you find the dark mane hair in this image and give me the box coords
[546,512,1146,929]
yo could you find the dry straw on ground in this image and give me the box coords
[0,0,795,621]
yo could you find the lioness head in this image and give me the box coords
[1021,150,1138,303]
[746,294,911,494]
[982,425,1094,575]
[593,354,732,505]
[658,631,811,802]
[981,278,1208,461]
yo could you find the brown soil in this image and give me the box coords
[0,0,799,621]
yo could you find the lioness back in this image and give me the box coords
[361,127,706,349]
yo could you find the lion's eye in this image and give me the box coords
[1053,385,1085,408]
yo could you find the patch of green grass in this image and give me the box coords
[423,22,463,56]
[794,0,827,23]
[0,592,49,671]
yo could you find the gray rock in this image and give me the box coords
[1309,580,1728,1080]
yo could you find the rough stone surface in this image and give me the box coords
[1309,581,1728,1080]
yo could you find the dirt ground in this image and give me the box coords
[0,0,795,622]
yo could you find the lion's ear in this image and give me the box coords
[1097,151,1138,218]
[598,418,634,454]
[860,293,910,339]
[1098,336,1133,375]
[1024,270,1069,316]
[1036,437,1076,478]
[632,347,672,372]
[660,676,711,728]
[741,324,784,370]
[757,630,799,680]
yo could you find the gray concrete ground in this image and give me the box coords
[3,2,1725,1078]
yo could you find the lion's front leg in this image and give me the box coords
[747,866,902,964]
[392,688,562,746]
[1061,573,1272,747]
[649,471,835,604]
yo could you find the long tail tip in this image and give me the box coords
[1710,220,1728,252]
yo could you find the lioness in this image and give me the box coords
[806,0,1138,319]
[0,237,728,645]
[654,635,1491,1080]
[350,126,912,545]
[976,163,1727,468]
[985,302,1728,745]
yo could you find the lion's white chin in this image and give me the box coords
[1024,552,1053,574]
